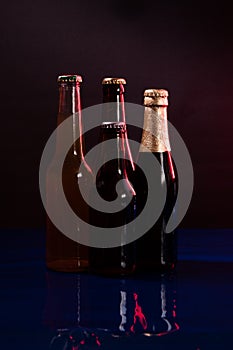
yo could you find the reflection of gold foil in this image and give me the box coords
[140,106,171,153]
[102,77,126,85]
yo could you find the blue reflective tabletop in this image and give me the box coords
[1,228,233,349]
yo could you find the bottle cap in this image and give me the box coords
[57,75,82,84]
[144,89,169,106]
[102,78,126,85]
[101,121,126,132]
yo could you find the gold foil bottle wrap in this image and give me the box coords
[143,89,168,107]
[140,88,170,153]
[140,106,171,153]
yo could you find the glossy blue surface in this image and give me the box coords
[1,229,233,349]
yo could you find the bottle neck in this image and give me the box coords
[102,84,126,123]
[55,83,85,159]
[57,84,81,123]
[100,129,129,180]
[101,84,135,171]
[140,105,171,153]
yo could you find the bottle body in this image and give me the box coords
[46,75,92,272]
[134,89,178,273]
[46,156,91,272]
[134,152,178,273]
[89,122,136,276]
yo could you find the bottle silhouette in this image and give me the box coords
[46,74,93,272]
[89,122,136,276]
[101,77,135,173]
[100,77,145,217]
[134,89,178,273]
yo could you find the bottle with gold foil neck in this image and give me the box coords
[46,74,93,272]
[134,88,178,273]
[140,89,171,153]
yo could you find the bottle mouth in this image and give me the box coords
[144,88,169,107]
[57,75,82,85]
[101,122,126,132]
[144,89,168,98]
[102,77,126,85]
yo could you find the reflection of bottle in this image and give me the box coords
[129,274,179,337]
[43,272,179,349]
[46,75,93,272]
[130,292,148,334]
[80,273,179,337]
[43,271,84,331]
[89,122,136,276]
[49,330,101,350]
[43,271,101,349]
[134,89,178,273]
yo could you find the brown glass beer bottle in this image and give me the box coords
[46,75,93,272]
[89,122,136,276]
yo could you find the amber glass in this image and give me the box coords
[46,75,93,272]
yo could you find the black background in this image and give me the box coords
[1,0,232,229]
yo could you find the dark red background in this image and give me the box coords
[1,0,232,229]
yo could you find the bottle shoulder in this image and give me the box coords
[137,151,176,174]
[47,153,93,180]
[96,169,136,202]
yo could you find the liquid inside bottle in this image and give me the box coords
[46,75,93,272]
[134,89,178,273]
[89,122,137,276]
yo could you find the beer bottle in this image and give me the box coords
[89,122,136,276]
[101,77,135,173]
[46,74,93,272]
[134,89,178,273]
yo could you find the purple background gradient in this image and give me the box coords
[1,0,232,228]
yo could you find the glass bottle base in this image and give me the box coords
[46,258,89,273]
[89,265,136,278]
